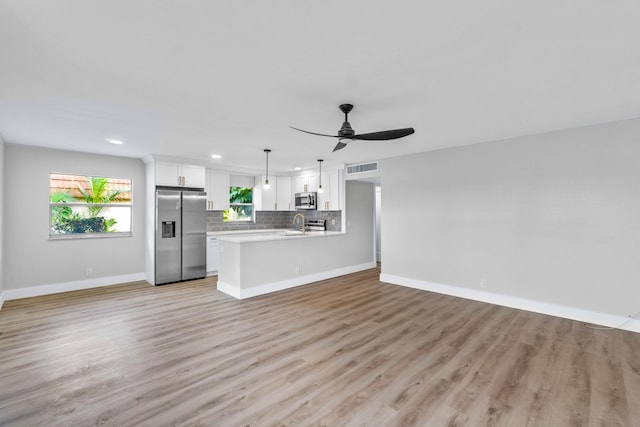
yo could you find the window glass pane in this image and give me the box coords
[223,186,253,222]
[49,174,132,236]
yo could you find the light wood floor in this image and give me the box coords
[1,268,639,426]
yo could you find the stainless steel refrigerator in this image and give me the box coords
[155,189,207,285]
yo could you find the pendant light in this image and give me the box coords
[263,149,271,189]
[317,159,324,193]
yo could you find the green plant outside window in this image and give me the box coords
[223,186,253,222]
[49,174,132,237]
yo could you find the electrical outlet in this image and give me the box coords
[86,267,93,277]
[480,279,487,288]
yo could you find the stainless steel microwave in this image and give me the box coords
[295,192,317,210]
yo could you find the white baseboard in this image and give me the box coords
[380,273,640,334]
[218,261,377,299]
[0,291,5,310]
[2,273,148,302]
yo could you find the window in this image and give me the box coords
[223,186,253,222]
[49,174,132,237]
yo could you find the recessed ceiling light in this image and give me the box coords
[294,166,302,170]
[106,138,123,145]
[211,154,222,159]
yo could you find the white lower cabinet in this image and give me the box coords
[206,236,219,274]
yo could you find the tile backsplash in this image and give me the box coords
[207,210,342,232]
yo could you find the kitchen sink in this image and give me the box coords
[279,230,304,236]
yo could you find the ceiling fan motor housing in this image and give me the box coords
[338,121,355,137]
[338,104,355,137]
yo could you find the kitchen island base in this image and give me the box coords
[216,232,375,299]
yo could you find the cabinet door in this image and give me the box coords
[156,161,205,188]
[206,237,219,273]
[328,169,341,210]
[318,170,342,210]
[292,175,306,194]
[293,174,318,193]
[207,169,230,210]
[318,173,331,211]
[155,161,181,186]
[182,164,205,188]
[276,176,292,210]
[257,176,277,210]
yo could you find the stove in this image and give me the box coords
[305,219,326,232]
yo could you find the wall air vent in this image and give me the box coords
[346,161,378,175]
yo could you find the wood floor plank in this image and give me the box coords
[1,268,639,426]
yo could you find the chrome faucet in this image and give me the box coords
[293,213,306,235]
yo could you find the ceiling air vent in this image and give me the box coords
[346,161,378,175]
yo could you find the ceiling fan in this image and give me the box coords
[290,104,415,152]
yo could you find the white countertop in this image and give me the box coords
[213,229,343,243]
[207,229,282,237]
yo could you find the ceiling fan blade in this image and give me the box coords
[333,141,348,152]
[351,128,415,141]
[290,126,338,138]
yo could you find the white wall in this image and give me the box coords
[375,186,381,262]
[3,144,146,298]
[344,180,376,264]
[0,135,5,307]
[380,118,640,330]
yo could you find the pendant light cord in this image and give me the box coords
[264,149,271,188]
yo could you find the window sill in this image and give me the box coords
[48,232,134,241]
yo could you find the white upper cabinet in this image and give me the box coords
[292,169,342,211]
[293,174,318,194]
[255,176,292,210]
[205,169,230,211]
[276,176,292,211]
[156,160,205,188]
[318,170,342,210]
[256,176,277,211]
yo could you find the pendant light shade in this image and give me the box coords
[317,159,324,193]
[263,149,271,189]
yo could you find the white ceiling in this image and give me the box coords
[1,1,640,174]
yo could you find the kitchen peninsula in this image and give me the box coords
[216,181,376,299]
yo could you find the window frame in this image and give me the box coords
[49,173,133,239]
